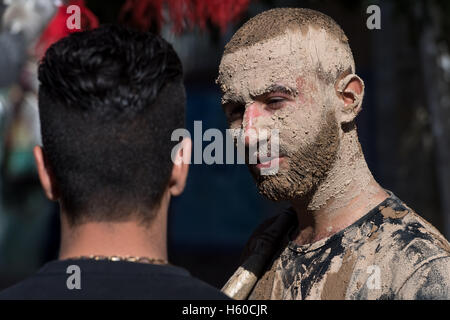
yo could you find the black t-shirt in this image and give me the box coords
[0,259,230,300]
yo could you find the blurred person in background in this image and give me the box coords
[0,0,57,87]
[0,0,59,283]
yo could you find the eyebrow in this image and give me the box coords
[250,84,298,99]
[221,95,245,106]
[221,84,298,105]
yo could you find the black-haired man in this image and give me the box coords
[0,25,228,300]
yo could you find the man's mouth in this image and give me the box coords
[255,155,284,169]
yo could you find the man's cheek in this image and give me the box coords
[277,117,313,148]
[276,102,309,125]
[248,113,278,132]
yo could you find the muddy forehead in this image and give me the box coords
[224,7,349,55]
[219,30,323,102]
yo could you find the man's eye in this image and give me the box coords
[267,97,285,109]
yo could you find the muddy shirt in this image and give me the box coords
[247,193,450,300]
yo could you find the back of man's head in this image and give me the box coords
[38,25,184,226]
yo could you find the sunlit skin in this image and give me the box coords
[219,29,388,245]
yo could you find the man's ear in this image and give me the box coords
[33,146,59,201]
[335,74,365,124]
[169,137,191,197]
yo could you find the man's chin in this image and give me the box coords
[255,173,312,202]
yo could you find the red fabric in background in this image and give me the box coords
[120,0,251,33]
[36,0,250,57]
[36,0,99,58]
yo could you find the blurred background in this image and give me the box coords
[0,0,449,290]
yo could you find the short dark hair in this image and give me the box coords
[38,25,184,225]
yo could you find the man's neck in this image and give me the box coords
[291,129,388,245]
[58,206,168,261]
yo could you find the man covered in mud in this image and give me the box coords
[217,8,450,300]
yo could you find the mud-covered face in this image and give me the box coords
[218,29,341,201]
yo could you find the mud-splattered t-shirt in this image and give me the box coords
[247,193,450,300]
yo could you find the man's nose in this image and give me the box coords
[243,102,264,145]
